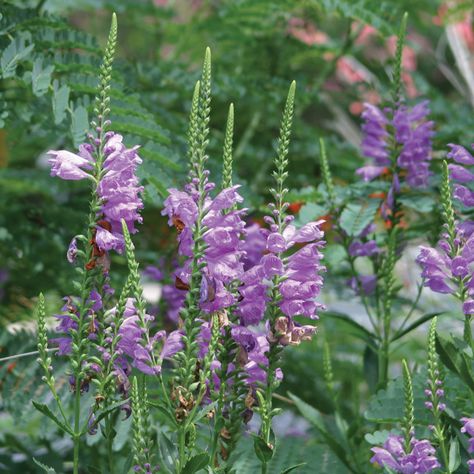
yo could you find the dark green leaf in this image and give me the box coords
[182,452,210,474]
[32,401,73,436]
[33,458,57,473]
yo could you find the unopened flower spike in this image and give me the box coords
[319,138,336,206]
[425,317,450,470]
[370,360,440,473]
[221,103,234,190]
[392,12,408,104]
[131,377,156,474]
[402,359,414,451]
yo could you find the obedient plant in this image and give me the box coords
[33,17,326,473]
[35,14,159,474]
[22,8,473,474]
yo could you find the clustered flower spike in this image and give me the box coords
[460,418,474,474]
[162,183,246,313]
[47,132,144,255]
[416,143,474,316]
[357,101,435,187]
[447,144,474,207]
[370,434,440,473]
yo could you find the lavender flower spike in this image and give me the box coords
[370,434,440,473]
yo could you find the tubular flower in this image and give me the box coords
[416,224,474,314]
[47,133,143,255]
[237,219,326,326]
[357,101,434,188]
[117,298,183,375]
[370,434,440,473]
[447,143,474,208]
[162,183,246,313]
[416,147,474,317]
[461,417,474,453]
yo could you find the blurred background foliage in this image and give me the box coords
[1,0,474,472]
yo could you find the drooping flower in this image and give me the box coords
[370,434,440,473]
[47,147,94,181]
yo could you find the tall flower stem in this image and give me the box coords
[69,14,117,474]
[259,80,296,474]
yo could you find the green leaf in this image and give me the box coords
[182,452,210,474]
[32,58,54,97]
[32,400,73,435]
[280,463,306,473]
[448,438,461,472]
[52,81,70,125]
[70,104,89,148]
[436,334,474,391]
[148,400,178,428]
[33,458,57,473]
[391,313,441,342]
[339,200,380,236]
[1,34,34,78]
[398,194,436,213]
[363,344,379,393]
[85,398,130,435]
[157,431,178,473]
[288,393,354,472]
[364,430,392,445]
[323,311,378,349]
[253,435,274,463]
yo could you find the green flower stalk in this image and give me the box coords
[402,359,415,452]
[221,103,235,190]
[425,317,451,473]
[258,80,296,474]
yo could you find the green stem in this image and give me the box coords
[178,429,186,474]
[105,414,114,474]
[73,383,81,474]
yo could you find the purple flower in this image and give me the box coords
[357,101,434,188]
[48,133,144,255]
[117,298,183,375]
[370,434,440,473]
[242,223,267,270]
[348,239,380,257]
[417,223,474,315]
[96,134,144,253]
[348,274,377,295]
[360,103,390,166]
[67,237,78,263]
[163,183,246,313]
[461,418,474,453]
[453,185,474,207]
[162,283,186,323]
[447,143,474,166]
[143,265,163,281]
[447,143,474,209]
[47,147,93,181]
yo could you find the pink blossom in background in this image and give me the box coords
[287,18,328,46]
[455,13,474,51]
[336,57,369,84]
[154,0,168,6]
[354,23,378,45]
